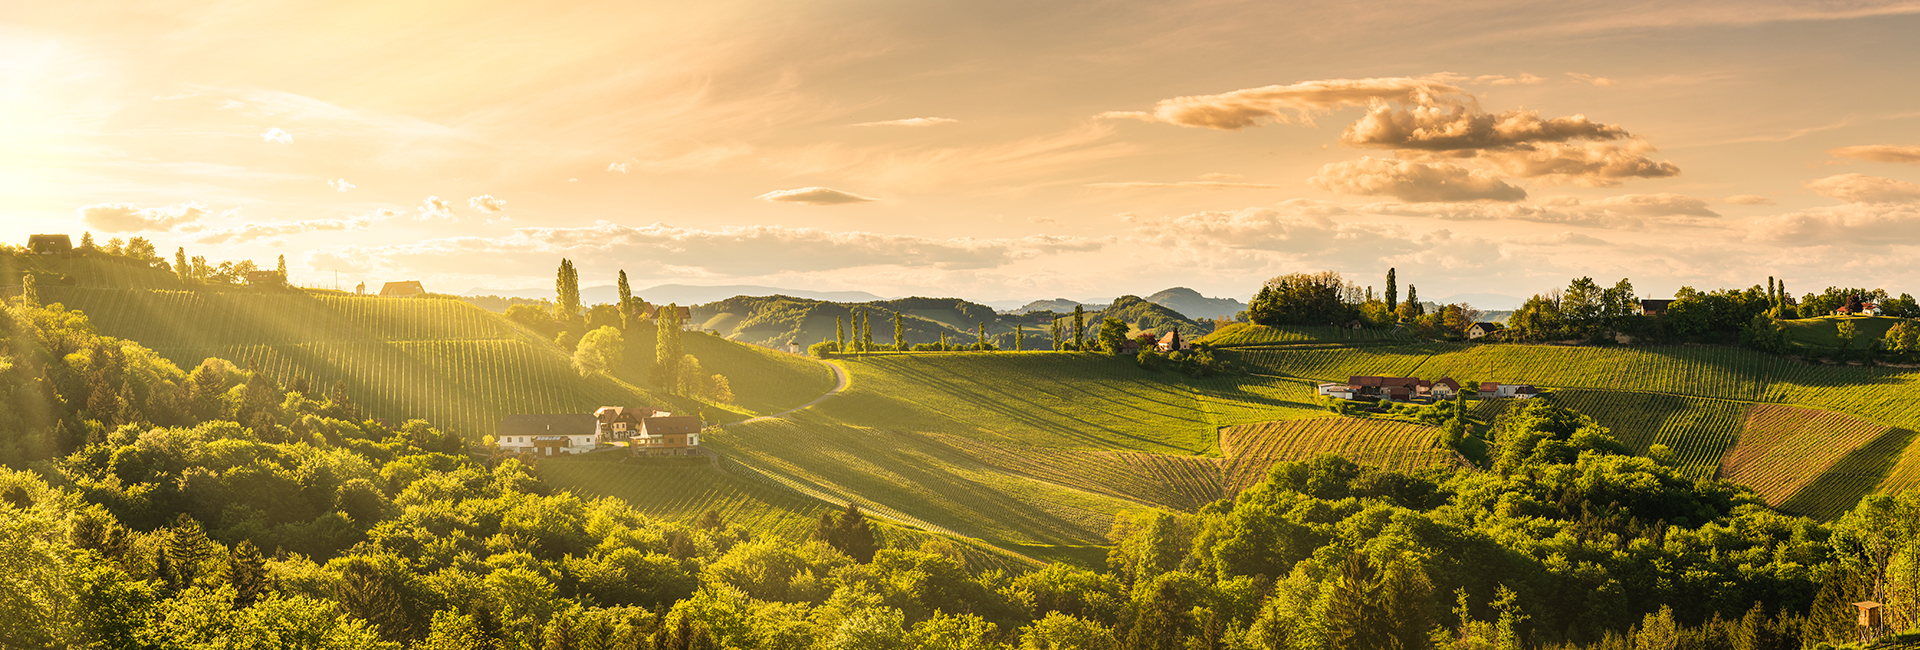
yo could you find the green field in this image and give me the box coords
[1544,390,1747,480]
[1780,315,1905,349]
[38,286,834,436]
[1201,322,1414,346]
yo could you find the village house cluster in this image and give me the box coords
[1317,375,1539,403]
[496,406,705,457]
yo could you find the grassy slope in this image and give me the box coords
[1241,342,1920,511]
[37,285,832,436]
[1218,419,1465,493]
[1200,322,1413,346]
[1780,315,1904,348]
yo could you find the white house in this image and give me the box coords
[498,413,601,455]
[1477,383,1541,399]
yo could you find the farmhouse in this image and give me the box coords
[379,280,426,298]
[498,413,600,456]
[1157,330,1192,352]
[593,406,661,442]
[632,415,704,456]
[28,234,72,254]
[1467,322,1504,339]
[1641,299,1676,316]
[1478,382,1542,399]
[244,270,284,286]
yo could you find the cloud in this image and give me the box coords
[1751,203,1920,245]
[1470,141,1680,186]
[1471,74,1547,86]
[608,162,630,173]
[1566,72,1619,86]
[1028,216,1059,225]
[1100,76,1456,130]
[1539,193,1718,217]
[1807,173,1920,203]
[329,179,355,192]
[415,195,459,221]
[853,117,958,127]
[193,217,375,245]
[755,186,878,205]
[1310,158,1526,202]
[468,195,507,213]
[1085,181,1286,190]
[78,202,209,232]
[310,222,1107,277]
[1305,193,1720,229]
[1341,104,1629,152]
[1829,144,1920,164]
[260,127,291,144]
[1723,194,1775,205]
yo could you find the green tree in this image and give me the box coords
[1015,323,1024,352]
[653,306,684,391]
[1051,317,1063,351]
[1097,318,1128,354]
[616,270,633,330]
[225,540,268,607]
[1397,284,1424,322]
[1252,271,1354,326]
[164,514,217,591]
[175,247,190,283]
[19,272,36,307]
[837,316,846,353]
[1072,305,1085,350]
[1837,320,1858,359]
[822,503,879,562]
[863,311,874,353]
[572,326,625,376]
[1385,268,1398,312]
[894,311,905,351]
[977,322,988,351]
[554,259,581,323]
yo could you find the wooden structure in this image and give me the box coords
[1855,601,1884,644]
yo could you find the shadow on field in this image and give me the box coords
[1778,427,1917,519]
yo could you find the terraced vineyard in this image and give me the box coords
[1544,391,1747,480]
[538,458,824,536]
[1202,323,1414,346]
[1218,419,1465,493]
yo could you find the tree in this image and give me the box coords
[863,311,874,353]
[1325,552,1393,650]
[977,322,988,351]
[79,231,95,250]
[1397,284,1424,322]
[572,327,625,376]
[225,540,269,608]
[1072,306,1086,350]
[276,255,288,283]
[175,248,190,283]
[824,504,878,562]
[894,312,905,351]
[554,259,581,323]
[1251,271,1353,326]
[1015,323,1024,352]
[19,273,36,307]
[1051,317,1063,351]
[616,270,633,330]
[1385,268,1398,312]
[1562,276,1605,334]
[653,306,684,391]
[1837,320,1858,359]
[836,316,846,354]
[165,514,217,591]
[1097,318,1128,355]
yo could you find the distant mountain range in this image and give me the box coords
[463,284,885,306]
[1004,287,1245,321]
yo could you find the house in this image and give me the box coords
[1348,375,1421,402]
[1467,322,1504,339]
[379,281,426,298]
[1317,383,1357,399]
[593,406,661,442]
[245,271,283,286]
[632,415,704,456]
[1156,330,1192,352]
[1641,299,1676,316]
[1429,377,1462,399]
[786,340,800,354]
[1477,383,1542,399]
[27,234,72,254]
[498,413,600,456]
[1120,338,1143,354]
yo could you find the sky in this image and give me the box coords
[5,0,1920,307]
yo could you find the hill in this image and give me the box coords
[1780,314,1904,349]
[464,283,885,306]
[690,295,986,349]
[1097,295,1207,336]
[1144,287,1245,320]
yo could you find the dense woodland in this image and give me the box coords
[6,270,1920,649]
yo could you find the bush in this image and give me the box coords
[808,341,838,358]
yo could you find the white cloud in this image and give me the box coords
[1751,203,1920,245]
[755,186,878,205]
[193,217,375,245]
[608,162,630,173]
[310,222,1107,277]
[260,127,292,144]
[1471,74,1547,86]
[1341,104,1629,152]
[77,202,209,232]
[1099,76,1454,130]
[329,179,355,192]
[1828,145,1920,164]
[1469,140,1680,186]
[415,195,459,221]
[1723,194,1775,205]
[1807,173,1920,203]
[1311,158,1526,202]
[468,195,507,213]
[853,117,958,127]
[1566,72,1619,86]
[1028,216,1059,225]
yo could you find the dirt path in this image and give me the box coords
[740,360,848,424]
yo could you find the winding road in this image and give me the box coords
[739,359,848,424]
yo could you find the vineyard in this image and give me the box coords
[1217,419,1465,493]
[537,457,824,536]
[1543,390,1747,480]
[1718,404,1912,518]
[1201,323,1414,347]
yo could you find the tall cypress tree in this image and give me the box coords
[893,312,904,351]
[225,539,268,607]
[654,305,683,391]
[555,259,581,322]
[617,270,634,330]
[977,322,987,350]
[275,255,287,283]
[1072,305,1085,350]
[175,248,190,284]
[1015,323,1024,351]
[835,316,845,352]
[1051,317,1063,350]
[1385,268,1398,311]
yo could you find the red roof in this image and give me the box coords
[1479,382,1500,392]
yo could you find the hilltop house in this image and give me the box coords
[1467,322,1504,339]
[245,271,284,286]
[1641,299,1676,316]
[28,234,72,254]
[1156,330,1192,352]
[498,413,600,456]
[379,281,426,298]
[632,415,704,456]
[1478,382,1542,399]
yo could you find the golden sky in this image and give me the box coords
[5,0,1920,305]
